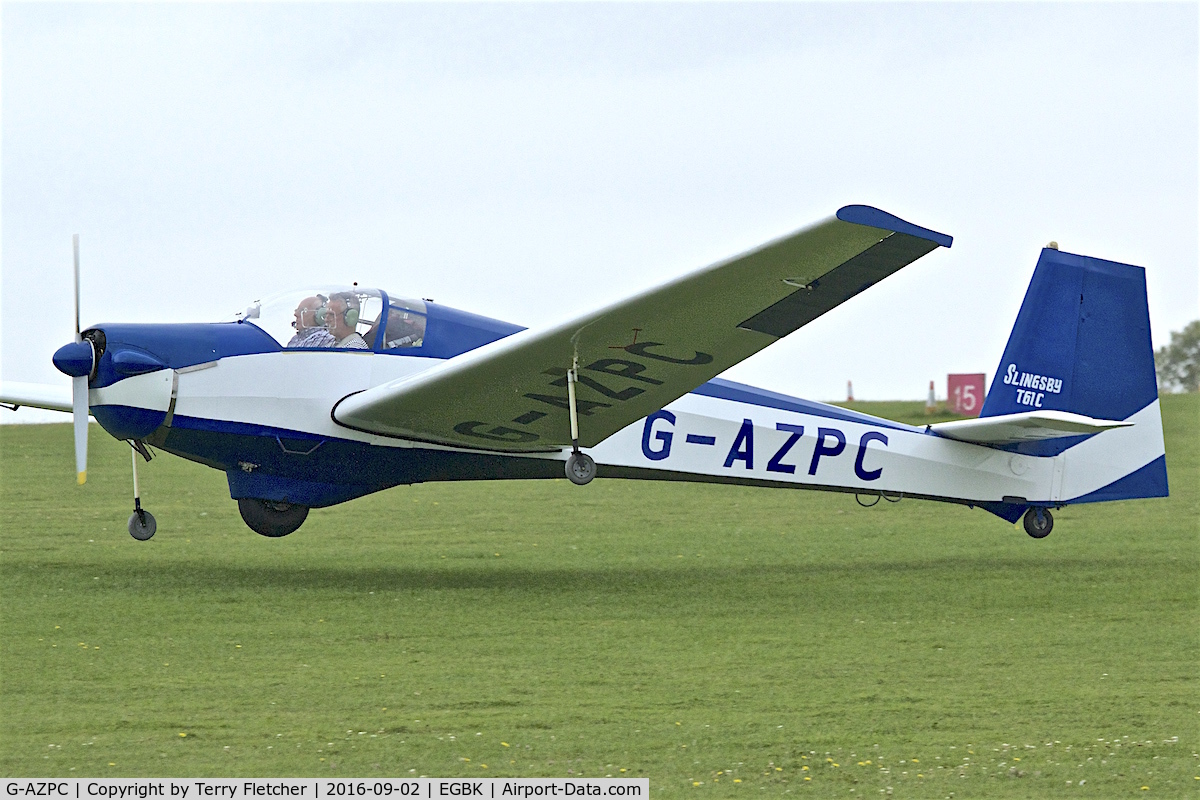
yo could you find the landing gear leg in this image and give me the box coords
[1023,507,1053,539]
[564,365,596,485]
[127,445,156,540]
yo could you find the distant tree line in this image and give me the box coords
[1155,320,1199,393]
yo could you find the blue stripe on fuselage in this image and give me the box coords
[89,322,279,387]
[86,305,525,388]
[690,378,921,433]
[153,414,561,507]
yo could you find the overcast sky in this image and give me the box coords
[3,2,1197,424]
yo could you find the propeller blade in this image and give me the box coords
[73,374,88,484]
[72,234,88,485]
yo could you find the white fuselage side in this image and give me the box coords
[95,350,1162,508]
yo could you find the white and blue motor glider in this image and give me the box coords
[1,206,1168,540]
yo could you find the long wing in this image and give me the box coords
[0,381,73,413]
[333,205,952,452]
[929,410,1132,445]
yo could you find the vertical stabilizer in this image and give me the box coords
[982,247,1157,421]
[981,246,1167,502]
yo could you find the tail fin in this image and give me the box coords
[981,246,1167,503]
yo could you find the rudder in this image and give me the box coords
[981,245,1167,503]
[981,246,1157,421]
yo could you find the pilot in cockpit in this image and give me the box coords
[287,295,337,348]
[325,292,370,349]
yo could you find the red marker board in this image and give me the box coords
[948,373,986,417]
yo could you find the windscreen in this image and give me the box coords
[235,288,385,349]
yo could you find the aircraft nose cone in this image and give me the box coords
[53,341,94,378]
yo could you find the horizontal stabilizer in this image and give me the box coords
[929,410,1130,446]
[0,381,73,413]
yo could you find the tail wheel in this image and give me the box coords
[237,498,309,537]
[1023,507,1054,539]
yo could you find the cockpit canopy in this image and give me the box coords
[236,287,429,351]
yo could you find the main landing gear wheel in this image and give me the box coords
[565,452,596,485]
[238,498,309,537]
[1023,507,1054,539]
[128,510,157,540]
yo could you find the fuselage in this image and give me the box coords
[33,220,1168,542]
[79,318,1068,524]
[69,280,1163,525]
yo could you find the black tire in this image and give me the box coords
[128,510,157,540]
[1023,507,1053,539]
[565,452,596,485]
[237,498,309,537]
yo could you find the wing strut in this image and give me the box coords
[567,366,581,454]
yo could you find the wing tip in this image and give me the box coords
[837,205,953,249]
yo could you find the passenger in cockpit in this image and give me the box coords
[325,292,369,349]
[287,295,337,348]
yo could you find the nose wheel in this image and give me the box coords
[1023,507,1054,538]
[128,508,157,540]
[127,443,157,540]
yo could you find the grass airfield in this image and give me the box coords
[1,397,1196,796]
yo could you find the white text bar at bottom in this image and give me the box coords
[2,779,649,800]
